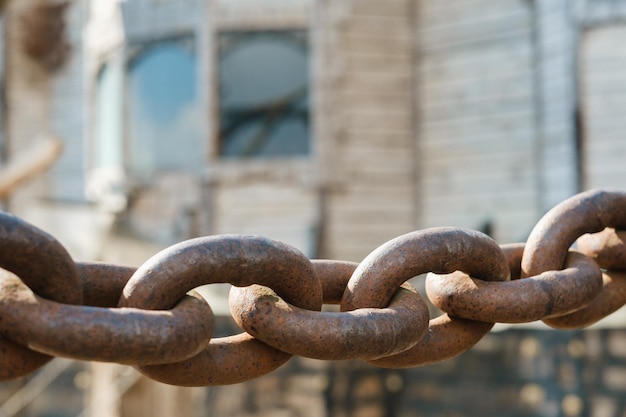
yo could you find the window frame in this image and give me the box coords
[215,29,311,159]
[205,7,317,184]
[88,0,319,192]
[124,34,204,180]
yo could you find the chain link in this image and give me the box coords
[426,248,602,323]
[230,260,430,361]
[123,235,323,386]
[0,212,82,380]
[0,189,624,386]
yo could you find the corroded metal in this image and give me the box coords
[543,270,626,329]
[0,267,214,364]
[521,190,626,329]
[77,262,136,307]
[138,333,290,387]
[121,235,323,386]
[0,212,81,303]
[369,315,493,368]
[0,212,82,380]
[543,226,626,329]
[120,235,322,310]
[577,228,626,270]
[426,249,602,323]
[342,228,510,310]
[230,260,430,360]
[0,189,625,386]
[342,227,510,367]
[522,189,626,277]
[500,242,525,279]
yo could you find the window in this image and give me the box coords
[94,63,123,170]
[217,30,310,158]
[127,37,204,179]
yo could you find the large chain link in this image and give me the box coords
[0,189,624,386]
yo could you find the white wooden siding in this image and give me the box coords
[4,0,54,215]
[320,0,417,262]
[48,0,87,202]
[580,25,626,190]
[416,0,538,244]
[535,0,579,211]
[214,183,319,257]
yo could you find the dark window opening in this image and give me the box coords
[217,30,310,158]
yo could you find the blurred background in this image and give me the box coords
[0,0,625,416]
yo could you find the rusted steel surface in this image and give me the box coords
[0,190,625,386]
[522,189,626,277]
[137,333,291,386]
[500,242,525,279]
[543,270,626,329]
[77,262,136,307]
[341,228,510,366]
[120,235,322,385]
[577,228,626,270]
[369,315,493,368]
[230,259,430,360]
[311,260,361,304]
[0,212,81,304]
[0,212,81,380]
[0,267,214,364]
[0,339,50,382]
[120,235,322,310]
[426,249,602,323]
[342,228,510,310]
[547,226,626,329]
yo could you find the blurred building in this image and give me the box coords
[0,0,626,416]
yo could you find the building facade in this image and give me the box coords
[1,0,626,416]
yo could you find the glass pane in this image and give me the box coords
[218,31,310,158]
[127,38,204,179]
[94,63,123,169]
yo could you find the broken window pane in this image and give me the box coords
[127,37,204,180]
[218,30,310,158]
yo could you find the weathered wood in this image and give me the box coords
[416,0,538,243]
[580,25,626,190]
[0,136,63,200]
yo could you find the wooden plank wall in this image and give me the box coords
[208,0,320,257]
[2,0,90,218]
[214,180,319,257]
[576,0,626,191]
[5,0,90,205]
[535,0,579,212]
[415,0,539,244]
[48,0,87,202]
[320,0,417,262]
[579,25,626,190]
[4,0,54,216]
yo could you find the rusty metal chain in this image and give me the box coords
[0,189,625,386]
